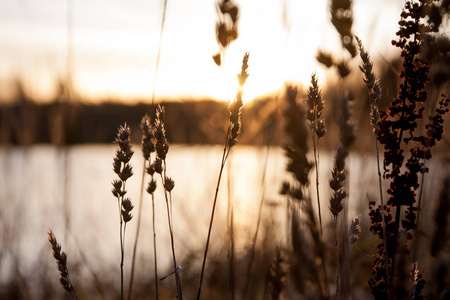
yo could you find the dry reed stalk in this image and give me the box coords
[212,0,239,66]
[409,262,425,299]
[264,249,288,300]
[328,93,354,299]
[128,114,157,300]
[243,136,271,299]
[226,155,235,300]
[330,0,357,57]
[197,52,249,300]
[367,3,450,295]
[341,215,360,298]
[47,229,78,300]
[153,105,182,299]
[306,73,326,236]
[112,123,134,300]
[281,84,329,298]
[152,0,168,105]
[356,35,390,293]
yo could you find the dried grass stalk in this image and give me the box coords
[197,53,249,300]
[47,229,78,300]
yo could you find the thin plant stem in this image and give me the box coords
[160,173,182,299]
[374,133,390,295]
[413,163,426,262]
[197,131,230,300]
[128,161,146,300]
[117,193,125,300]
[152,0,168,105]
[120,213,124,300]
[152,191,159,299]
[312,130,322,236]
[122,223,128,300]
[243,140,270,299]
[226,155,235,300]
[334,217,339,299]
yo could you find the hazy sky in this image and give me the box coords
[0,0,405,103]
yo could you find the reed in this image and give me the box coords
[111,123,135,300]
[47,229,78,300]
[153,105,183,299]
[152,0,168,105]
[242,136,271,299]
[143,114,160,300]
[306,73,326,236]
[367,1,449,298]
[128,113,158,300]
[212,0,240,66]
[281,84,329,299]
[264,249,288,300]
[328,92,355,299]
[356,35,390,293]
[197,52,249,300]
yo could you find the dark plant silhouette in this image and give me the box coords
[197,52,249,300]
[367,1,449,298]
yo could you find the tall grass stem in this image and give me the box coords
[151,0,168,105]
[197,135,230,300]
[243,135,271,299]
[128,163,146,300]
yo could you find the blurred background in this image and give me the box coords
[0,0,449,299]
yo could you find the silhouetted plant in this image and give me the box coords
[197,52,249,300]
[112,123,135,300]
[368,1,449,298]
[128,114,158,300]
[47,229,78,300]
[153,105,183,299]
[356,35,390,291]
[306,73,326,236]
[281,84,329,299]
[212,0,240,66]
[330,0,357,57]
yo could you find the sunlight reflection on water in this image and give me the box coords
[0,144,445,282]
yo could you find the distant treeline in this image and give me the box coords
[0,98,283,146]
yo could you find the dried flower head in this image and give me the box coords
[282,84,312,187]
[266,249,288,299]
[112,123,134,223]
[146,164,156,176]
[306,73,326,139]
[113,123,134,181]
[121,198,134,223]
[337,60,351,78]
[147,179,157,195]
[213,0,240,65]
[141,114,155,160]
[356,36,382,128]
[316,50,334,68]
[289,186,304,202]
[47,229,76,296]
[280,181,290,195]
[228,53,249,147]
[330,0,357,57]
[153,158,164,174]
[154,105,169,160]
[348,215,361,244]
[164,176,175,192]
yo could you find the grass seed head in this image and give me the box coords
[47,229,75,294]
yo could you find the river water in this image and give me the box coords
[0,144,446,294]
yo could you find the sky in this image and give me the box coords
[0,0,406,103]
